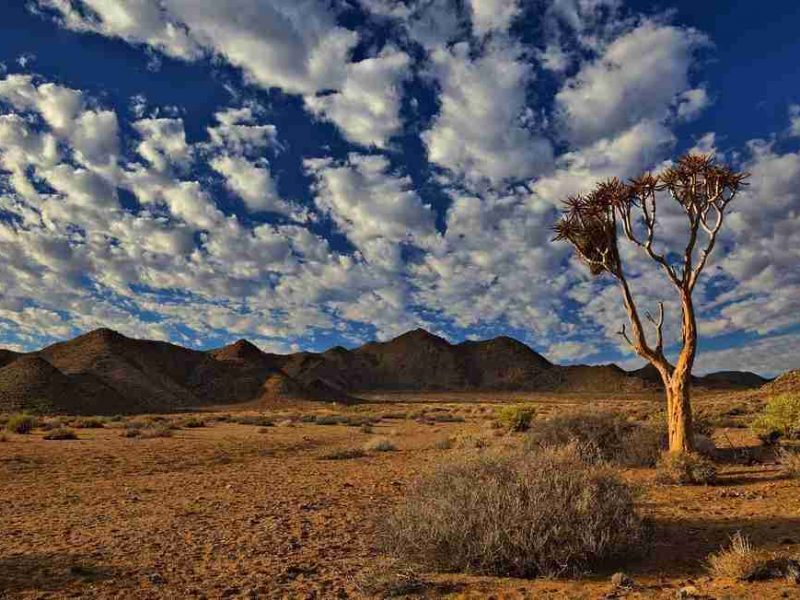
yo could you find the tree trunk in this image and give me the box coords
[666,375,694,453]
[665,290,698,453]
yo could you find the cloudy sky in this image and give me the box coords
[0,1,798,376]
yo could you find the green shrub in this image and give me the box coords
[380,445,647,577]
[6,413,37,434]
[43,427,78,440]
[497,404,536,432]
[656,452,717,485]
[526,412,664,467]
[751,394,800,443]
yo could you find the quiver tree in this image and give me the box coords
[553,155,748,453]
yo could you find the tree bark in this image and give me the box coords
[664,290,697,453]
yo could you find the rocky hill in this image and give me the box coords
[0,327,771,414]
[761,369,800,394]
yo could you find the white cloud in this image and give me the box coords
[133,118,191,172]
[556,21,707,145]
[423,41,553,185]
[468,0,520,36]
[789,104,800,138]
[210,154,294,216]
[305,48,410,148]
[306,154,438,267]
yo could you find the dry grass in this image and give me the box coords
[320,447,367,460]
[380,444,648,578]
[656,452,717,485]
[526,411,663,467]
[352,559,426,597]
[778,447,800,479]
[5,413,37,434]
[364,437,397,452]
[707,532,800,582]
[42,427,78,440]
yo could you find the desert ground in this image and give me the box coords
[2,391,799,599]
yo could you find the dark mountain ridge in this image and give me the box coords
[0,327,771,414]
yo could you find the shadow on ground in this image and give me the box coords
[0,552,122,595]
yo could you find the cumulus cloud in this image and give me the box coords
[556,22,707,145]
[305,48,410,148]
[423,41,553,186]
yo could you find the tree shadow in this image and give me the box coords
[628,515,800,578]
[0,552,122,595]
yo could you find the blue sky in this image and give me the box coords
[0,0,798,376]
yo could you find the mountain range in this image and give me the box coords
[0,327,771,414]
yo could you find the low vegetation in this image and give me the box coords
[365,437,397,452]
[6,413,37,434]
[496,404,535,432]
[352,559,426,597]
[71,417,105,429]
[656,452,717,485]
[320,447,366,460]
[380,444,647,578]
[526,411,664,467]
[707,532,800,582]
[751,394,800,443]
[778,447,800,479]
[43,427,78,440]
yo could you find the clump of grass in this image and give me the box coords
[352,559,426,597]
[380,444,648,578]
[120,427,142,438]
[139,424,174,439]
[365,437,397,452]
[231,414,273,427]
[751,394,800,444]
[43,427,78,440]
[526,411,664,467]
[180,417,207,428]
[6,413,37,434]
[778,447,800,479]
[707,532,800,581]
[320,447,367,460]
[71,417,105,429]
[656,452,717,485]
[496,404,536,432]
[314,414,345,425]
[434,437,454,450]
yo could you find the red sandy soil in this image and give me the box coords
[1,392,799,599]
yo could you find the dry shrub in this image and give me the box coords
[180,417,207,428]
[6,413,37,434]
[314,414,345,425]
[43,427,78,440]
[120,427,142,438]
[496,404,536,432]
[380,445,648,578]
[71,417,105,429]
[139,424,174,438]
[778,447,800,479]
[320,447,366,460]
[526,412,664,467]
[365,437,397,452]
[232,415,273,427]
[708,532,800,581]
[656,452,717,485]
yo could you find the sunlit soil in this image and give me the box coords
[1,391,798,599]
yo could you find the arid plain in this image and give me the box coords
[2,387,800,599]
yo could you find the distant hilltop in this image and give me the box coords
[0,327,771,415]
